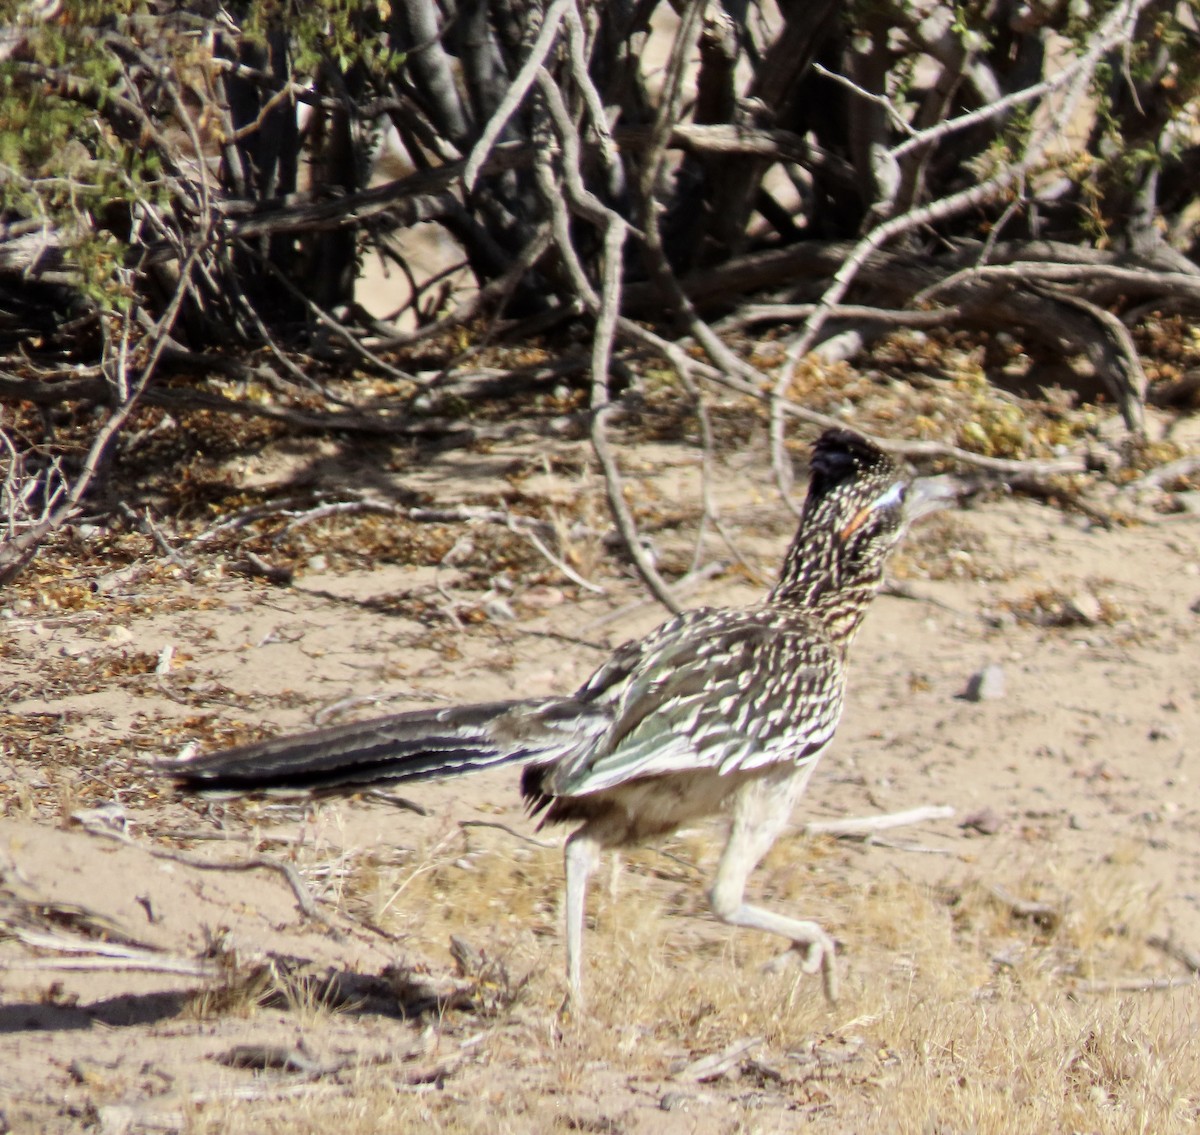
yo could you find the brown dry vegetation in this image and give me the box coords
[3,338,1200,1133]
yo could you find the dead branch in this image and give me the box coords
[2,927,219,977]
[524,14,684,616]
[718,302,963,333]
[506,512,606,594]
[804,804,955,838]
[581,560,726,634]
[458,819,559,849]
[1147,933,1200,973]
[364,224,554,350]
[462,0,573,192]
[1072,975,1198,994]
[697,364,1091,479]
[1119,455,1200,496]
[0,247,201,584]
[675,1036,765,1082]
[777,0,1149,474]
[986,883,1063,930]
[591,407,681,615]
[148,845,334,930]
[920,260,1200,308]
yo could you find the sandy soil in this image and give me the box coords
[2,410,1200,1133]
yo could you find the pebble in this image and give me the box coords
[484,596,517,622]
[1174,491,1200,514]
[1063,590,1102,625]
[962,664,1006,702]
[960,807,1004,836]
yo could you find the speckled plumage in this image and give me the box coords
[170,428,928,1003]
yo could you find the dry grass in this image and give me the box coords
[5,376,1200,1132]
[170,819,1200,1135]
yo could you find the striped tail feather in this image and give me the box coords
[163,698,565,794]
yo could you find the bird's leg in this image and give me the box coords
[607,850,623,900]
[563,829,601,1008]
[707,767,839,1002]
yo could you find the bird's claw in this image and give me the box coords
[761,931,840,1002]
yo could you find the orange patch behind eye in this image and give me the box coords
[839,504,872,541]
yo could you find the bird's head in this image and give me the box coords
[806,427,907,556]
[772,428,958,625]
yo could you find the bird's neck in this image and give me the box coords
[768,532,883,652]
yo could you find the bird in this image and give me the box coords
[167,428,951,1004]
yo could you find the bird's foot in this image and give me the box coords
[557,985,585,1024]
[762,927,840,1002]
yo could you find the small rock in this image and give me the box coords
[1062,590,1102,625]
[961,664,1006,702]
[440,537,476,567]
[520,585,566,609]
[1173,491,1200,515]
[483,596,516,621]
[960,807,1003,836]
[71,802,129,838]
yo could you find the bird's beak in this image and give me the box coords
[903,474,966,525]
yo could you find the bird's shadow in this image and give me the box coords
[0,961,493,1036]
[0,989,189,1035]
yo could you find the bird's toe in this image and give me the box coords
[760,932,840,1001]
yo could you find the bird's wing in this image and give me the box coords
[573,606,720,701]
[549,611,843,797]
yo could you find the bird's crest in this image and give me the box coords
[807,428,894,502]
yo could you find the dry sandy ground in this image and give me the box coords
[2,412,1200,1133]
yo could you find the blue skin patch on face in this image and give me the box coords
[869,482,905,512]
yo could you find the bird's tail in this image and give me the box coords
[163,697,572,794]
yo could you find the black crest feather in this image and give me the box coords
[807,429,889,498]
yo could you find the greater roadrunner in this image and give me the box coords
[170,428,949,1003]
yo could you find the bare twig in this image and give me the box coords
[580,560,725,634]
[675,1036,764,1082]
[0,246,202,583]
[1119,455,1200,495]
[507,513,605,594]
[804,804,955,838]
[2,927,218,977]
[987,883,1063,930]
[777,0,1152,451]
[718,302,962,333]
[917,261,1200,307]
[462,0,572,191]
[1073,975,1198,994]
[591,407,681,614]
[148,845,334,930]
[1147,933,1200,973]
[458,820,559,849]
[698,364,1090,478]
